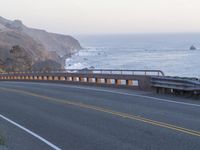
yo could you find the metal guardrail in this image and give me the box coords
[0,69,162,91]
[151,76,200,95]
[0,69,165,76]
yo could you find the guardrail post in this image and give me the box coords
[34,76,38,80]
[60,76,66,81]
[54,76,59,80]
[80,77,87,82]
[43,76,47,80]
[89,78,95,83]
[48,76,53,80]
[97,78,101,84]
[80,77,83,82]
[72,77,79,82]
[127,80,133,86]
[67,77,72,81]
[116,79,121,85]
[106,79,110,84]
[156,87,160,94]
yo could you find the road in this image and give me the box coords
[0,81,200,150]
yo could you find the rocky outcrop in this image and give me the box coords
[190,45,197,50]
[32,60,62,71]
[0,16,82,71]
[24,28,81,56]
[0,30,48,62]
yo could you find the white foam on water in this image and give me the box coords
[66,34,200,78]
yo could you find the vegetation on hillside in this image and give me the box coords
[0,45,62,72]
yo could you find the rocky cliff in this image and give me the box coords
[0,16,82,71]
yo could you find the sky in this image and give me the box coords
[0,0,200,35]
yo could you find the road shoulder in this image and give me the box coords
[0,116,51,150]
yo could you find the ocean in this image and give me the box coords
[66,33,200,78]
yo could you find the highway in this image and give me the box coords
[0,81,200,150]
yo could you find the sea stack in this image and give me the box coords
[190,45,197,50]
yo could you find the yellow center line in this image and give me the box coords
[0,87,200,137]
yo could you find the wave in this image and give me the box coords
[65,46,200,77]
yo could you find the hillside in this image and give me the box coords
[0,16,82,71]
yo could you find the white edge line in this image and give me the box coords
[2,81,200,107]
[69,86,200,107]
[37,82,200,107]
[0,114,62,150]
[23,82,200,107]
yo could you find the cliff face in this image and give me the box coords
[24,28,81,56]
[0,16,82,71]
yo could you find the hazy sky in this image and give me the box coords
[0,0,200,35]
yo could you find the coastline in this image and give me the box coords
[67,34,200,78]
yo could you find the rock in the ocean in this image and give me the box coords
[89,66,95,69]
[190,45,197,50]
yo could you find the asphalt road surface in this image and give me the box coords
[0,81,200,150]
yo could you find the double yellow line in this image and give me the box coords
[0,87,200,137]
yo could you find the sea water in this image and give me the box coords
[66,33,200,78]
